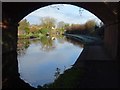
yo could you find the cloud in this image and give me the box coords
[23,4,102,25]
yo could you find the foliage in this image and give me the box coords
[29,25,41,33]
[40,28,49,35]
[57,21,65,28]
[18,19,30,34]
[18,17,102,39]
[65,20,97,35]
[17,39,30,56]
[85,20,96,33]
[40,17,56,29]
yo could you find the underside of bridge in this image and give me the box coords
[2,2,119,88]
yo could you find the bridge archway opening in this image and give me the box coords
[17,4,104,41]
[2,2,118,89]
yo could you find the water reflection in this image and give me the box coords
[40,36,55,51]
[17,35,83,88]
[17,39,30,57]
[65,36,84,48]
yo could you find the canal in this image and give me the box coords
[17,35,83,88]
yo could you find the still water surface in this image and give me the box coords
[17,36,83,88]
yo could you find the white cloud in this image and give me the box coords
[23,4,102,25]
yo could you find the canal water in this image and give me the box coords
[17,36,83,88]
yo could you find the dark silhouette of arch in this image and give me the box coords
[2,2,118,89]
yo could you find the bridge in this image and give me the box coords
[2,2,119,88]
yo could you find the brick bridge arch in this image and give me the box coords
[2,2,119,88]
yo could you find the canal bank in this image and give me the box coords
[64,33,112,61]
[37,34,118,88]
[65,34,118,88]
[72,45,118,88]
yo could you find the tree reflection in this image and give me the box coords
[57,37,65,44]
[17,39,30,56]
[17,35,57,57]
[17,34,83,57]
[40,36,56,52]
[30,39,41,45]
[65,36,84,48]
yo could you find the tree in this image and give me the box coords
[64,20,97,34]
[57,21,65,28]
[29,25,41,34]
[40,17,56,29]
[85,20,96,33]
[18,19,30,34]
[64,23,70,28]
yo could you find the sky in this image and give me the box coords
[23,4,102,26]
